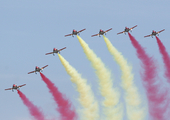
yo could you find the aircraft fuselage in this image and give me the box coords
[53,49,59,53]
[124,28,130,32]
[35,67,41,72]
[12,86,18,89]
[152,32,157,36]
[99,31,105,35]
[72,31,78,35]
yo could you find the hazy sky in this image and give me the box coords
[0,0,170,120]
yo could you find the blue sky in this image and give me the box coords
[0,0,170,120]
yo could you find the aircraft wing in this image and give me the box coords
[130,25,137,30]
[18,84,26,88]
[45,52,53,55]
[78,29,86,33]
[105,28,112,33]
[65,34,72,37]
[144,34,152,37]
[157,29,165,34]
[5,88,12,90]
[91,34,99,37]
[28,71,36,74]
[117,31,124,35]
[41,65,48,69]
[59,47,66,51]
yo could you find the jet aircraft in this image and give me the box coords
[45,47,66,55]
[144,29,165,38]
[28,65,48,74]
[117,25,137,35]
[91,28,112,37]
[65,29,86,37]
[5,84,26,92]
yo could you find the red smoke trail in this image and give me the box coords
[17,90,45,120]
[40,72,77,120]
[128,33,168,120]
[156,36,170,83]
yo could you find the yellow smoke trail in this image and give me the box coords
[58,54,99,120]
[103,35,146,120]
[77,35,123,120]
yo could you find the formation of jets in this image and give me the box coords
[5,25,165,91]
[64,26,165,38]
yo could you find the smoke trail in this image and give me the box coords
[103,35,145,120]
[58,54,99,120]
[77,35,123,120]
[17,90,45,120]
[40,73,77,120]
[156,36,170,83]
[128,33,168,120]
